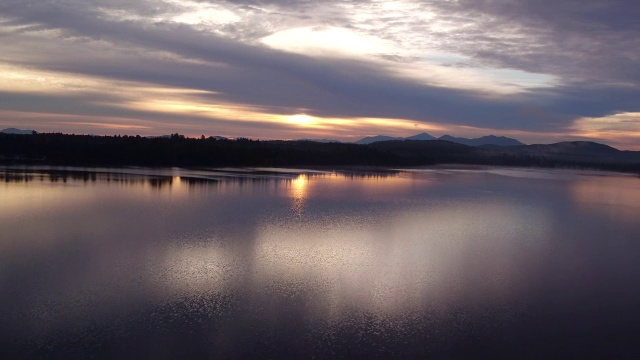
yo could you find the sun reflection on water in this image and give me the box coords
[4,166,640,358]
[289,174,309,217]
[253,201,551,317]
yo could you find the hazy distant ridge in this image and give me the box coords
[439,134,524,146]
[356,133,524,146]
[1,128,36,135]
[354,135,405,144]
[405,133,437,141]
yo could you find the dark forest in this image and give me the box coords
[1,133,639,173]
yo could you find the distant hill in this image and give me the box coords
[355,133,436,144]
[147,135,172,139]
[299,138,341,143]
[405,132,436,141]
[506,141,632,163]
[147,135,229,140]
[1,128,36,135]
[439,135,525,146]
[355,133,523,146]
[355,135,404,144]
[368,139,640,170]
[524,141,619,155]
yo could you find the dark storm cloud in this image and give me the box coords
[1,0,639,138]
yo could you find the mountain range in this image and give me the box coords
[1,128,36,135]
[355,133,525,146]
[2,128,522,147]
[1,131,638,173]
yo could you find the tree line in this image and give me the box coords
[1,133,639,173]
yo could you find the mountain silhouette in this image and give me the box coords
[1,128,36,135]
[298,138,342,143]
[355,135,404,144]
[438,134,524,146]
[355,133,523,146]
[405,132,437,141]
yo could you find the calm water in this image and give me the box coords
[1,166,640,359]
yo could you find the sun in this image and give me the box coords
[288,114,316,126]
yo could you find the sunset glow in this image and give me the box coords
[287,114,316,126]
[0,1,638,148]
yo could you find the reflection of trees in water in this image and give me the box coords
[333,169,400,179]
[0,168,409,195]
[0,169,315,189]
[0,170,178,188]
[146,177,173,188]
[0,172,36,183]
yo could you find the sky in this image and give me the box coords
[1,0,639,149]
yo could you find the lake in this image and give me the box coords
[1,166,640,359]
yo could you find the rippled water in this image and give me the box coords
[1,166,640,358]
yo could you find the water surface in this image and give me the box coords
[1,166,640,358]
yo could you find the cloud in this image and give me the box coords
[0,0,639,146]
[571,112,640,150]
[427,0,640,83]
